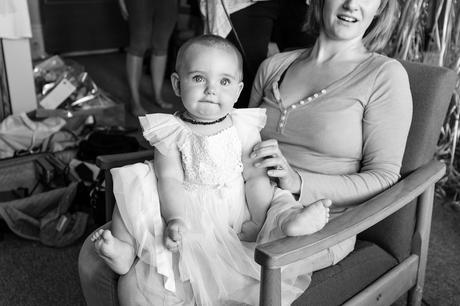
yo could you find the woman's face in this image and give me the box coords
[321,0,381,43]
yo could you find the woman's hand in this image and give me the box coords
[251,139,301,194]
[164,218,187,252]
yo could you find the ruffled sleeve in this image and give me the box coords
[138,113,187,155]
[231,108,267,152]
[231,108,266,131]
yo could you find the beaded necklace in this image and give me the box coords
[179,112,228,125]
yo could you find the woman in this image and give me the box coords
[78,0,412,305]
[251,0,412,264]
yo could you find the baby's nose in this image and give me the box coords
[205,84,217,95]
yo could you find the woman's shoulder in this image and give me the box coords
[367,53,408,76]
[259,48,308,73]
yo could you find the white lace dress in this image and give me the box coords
[112,108,308,306]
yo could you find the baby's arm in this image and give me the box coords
[239,131,274,242]
[91,206,136,275]
[154,147,188,252]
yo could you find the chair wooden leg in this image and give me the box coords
[408,185,435,306]
[260,267,281,306]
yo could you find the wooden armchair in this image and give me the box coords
[93,61,457,305]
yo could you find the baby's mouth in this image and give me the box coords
[201,99,218,104]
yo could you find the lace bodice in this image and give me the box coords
[181,127,243,188]
[139,108,267,189]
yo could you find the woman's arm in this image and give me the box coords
[248,61,266,108]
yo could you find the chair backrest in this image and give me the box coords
[359,60,457,261]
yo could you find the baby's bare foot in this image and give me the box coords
[281,199,331,236]
[91,229,134,274]
[91,229,117,261]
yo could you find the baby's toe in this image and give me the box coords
[321,199,332,208]
[101,230,113,241]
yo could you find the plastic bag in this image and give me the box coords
[0,113,66,158]
[33,55,119,119]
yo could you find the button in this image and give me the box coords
[281,116,285,120]
[307,97,312,102]
[300,100,305,105]
[283,110,287,114]
[291,105,297,109]
[313,93,319,98]
[321,89,327,94]
[279,123,284,127]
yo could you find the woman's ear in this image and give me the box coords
[171,72,181,97]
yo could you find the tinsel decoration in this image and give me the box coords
[427,0,460,210]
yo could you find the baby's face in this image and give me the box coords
[172,44,243,121]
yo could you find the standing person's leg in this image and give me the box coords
[150,0,179,109]
[126,55,145,115]
[125,0,154,115]
[227,0,280,108]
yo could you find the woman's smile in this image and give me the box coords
[337,14,358,23]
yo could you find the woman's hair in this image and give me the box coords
[175,34,243,80]
[303,0,399,52]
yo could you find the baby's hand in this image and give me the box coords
[238,220,260,242]
[164,218,187,252]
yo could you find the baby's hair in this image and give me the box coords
[175,34,243,81]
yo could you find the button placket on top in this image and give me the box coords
[271,81,327,133]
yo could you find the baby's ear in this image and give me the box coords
[235,81,244,102]
[171,72,181,97]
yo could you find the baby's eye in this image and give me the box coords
[220,78,231,86]
[192,75,205,83]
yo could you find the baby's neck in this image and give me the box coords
[179,112,232,136]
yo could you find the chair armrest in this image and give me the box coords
[96,150,154,170]
[255,160,445,269]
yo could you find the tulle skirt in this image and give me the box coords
[112,161,355,306]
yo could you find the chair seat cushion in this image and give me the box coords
[292,240,398,306]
